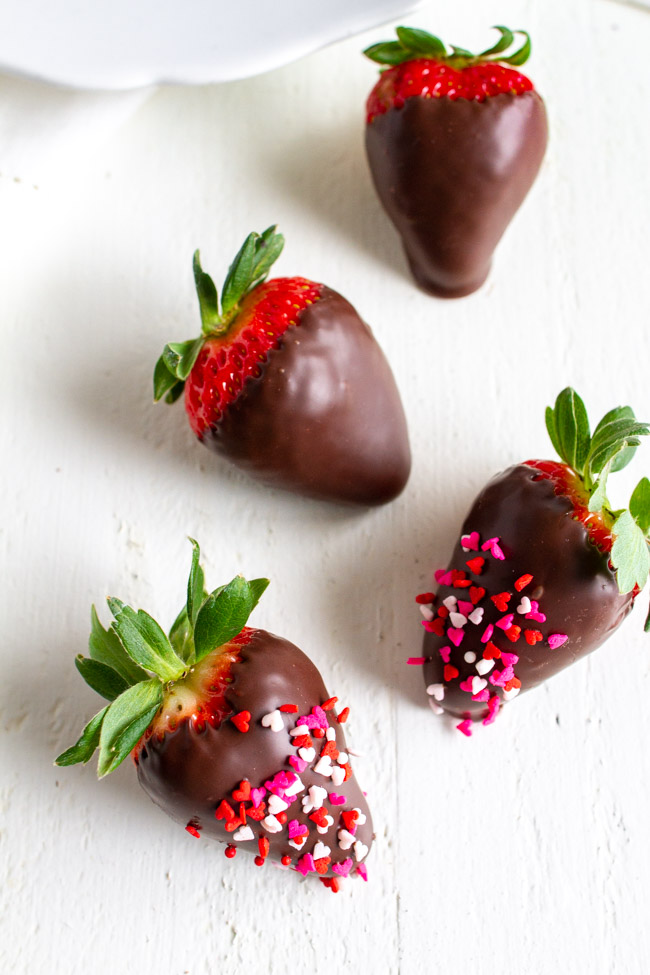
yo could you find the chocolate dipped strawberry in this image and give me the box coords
[154,227,410,504]
[364,26,548,297]
[56,540,373,890]
[414,389,650,733]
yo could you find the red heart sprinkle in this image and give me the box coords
[466,556,485,575]
[444,664,459,681]
[321,740,339,760]
[505,625,522,643]
[310,808,330,828]
[514,574,533,592]
[341,809,359,832]
[342,763,353,782]
[438,606,449,619]
[224,818,242,832]
[232,779,251,802]
[247,803,266,821]
[231,710,251,733]
[315,857,331,875]
[490,592,511,612]
[483,641,502,660]
[215,800,236,821]
[292,734,313,750]
[469,586,486,605]
[524,629,543,645]
[428,618,445,636]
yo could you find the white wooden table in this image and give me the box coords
[2,1,650,971]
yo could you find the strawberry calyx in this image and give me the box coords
[539,388,650,600]
[364,25,531,71]
[54,539,269,777]
[153,226,285,405]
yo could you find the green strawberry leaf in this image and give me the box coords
[89,606,149,685]
[395,26,446,57]
[194,575,269,663]
[221,233,258,317]
[153,354,182,402]
[363,41,413,66]
[587,425,648,481]
[450,45,473,58]
[55,706,109,767]
[630,477,650,535]
[187,537,207,628]
[503,31,531,66]
[98,679,163,777]
[588,459,612,514]
[75,656,130,702]
[645,602,650,633]
[547,388,591,476]
[479,25,514,58]
[193,250,221,334]
[109,603,186,682]
[164,380,185,405]
[168,605,193,662]
[248,226,285,292]
[162,337,204,382]
[611,509,650,594]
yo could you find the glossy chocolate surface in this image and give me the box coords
[203,286,411,505]
[366,91,548,297]
[137,629,373,875]
[423,464,634,719]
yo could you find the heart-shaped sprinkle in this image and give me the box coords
[516,596,532,615]
[524,629,543,645]
[459,676,474,693]
[466,556,485,575]
[464,651,477,664]
[416,592,436,605]
[332,858,354,877]
[472,689,490,702]
[491,592,511,612]
[481,537,505,560]
[420,604,435,621]
[267,794,289,816]
[548,633,569,650]
[496,613,515,630]
[423,617,446,636]
[262,815,282,833]
[288,819,308,839]
[314,857,331,875]
[330,766,346,787]
[500,652,519,667]
[471,676,488,695]
[295,853,315,875]
[456,719,473,737]
[215,800,236,821]
[232,780,251,803]
[288,756,308,773]
[230,711,251,733]
[353,840,369,862]
[302,785,328,813]
[443,595,458,610]
[250,787,266,809]
[483,641,501,660]
[426,683,445,701]
[284,775,305,797]
[475,657,494,676]
[514,574,533,592]
[261,709,284,733]
[338,829,355,850]
[298,747,316,762]
[447,627,464,647]
[313,841,331,860]
[329,793,345,805]
[469,586,486,605]
[439,646,451,663]
[443,664,459,682]
[468,607,484,626]
[435,570,454,586]
[314,756,333,777]
[503,686,521,701]
[461,531,480,551]
[458,600,473,616]
[449,611,468,628]
[232,825,254,842]
[505,624,522,643]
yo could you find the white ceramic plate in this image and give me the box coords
[0,0,424,90]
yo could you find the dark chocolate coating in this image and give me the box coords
[137,629,373,874]
[203,286,411,505]
[423,465,634,718]
[366,92,548,297]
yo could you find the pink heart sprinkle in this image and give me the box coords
[356,863,368,882]
[434,569,446,582]
[289,755,308,773]
[332,858,354,877]
[250,787,266,809]
[295,854,315,876]
[496,613,514,630]
[288,819,308,840]
[459,677,474,693]
[311,705,329,729]
[329,793,346,805]
[436,570,454,586]
[461,531,480,551]
[458,600,473,616]
[527,611,546,623]
[548,633,568,650]
[472,689,490,702]
[483,696,501,725]
[447,627,464,647]
[481,624,494,643]
[456,719,473,737]
[439,646,451,663]
[500,652,519,667]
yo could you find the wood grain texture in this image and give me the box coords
[2,1,650,972]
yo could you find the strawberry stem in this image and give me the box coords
[364,25,532,69]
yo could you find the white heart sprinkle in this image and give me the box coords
[420,604,435,621]
[289,724,309,737]
[298,747,316,762]
[330,766,346,787]
[503,687,521,701]
[426,683,445,701]
[326,727,336,740]
[317,816,334,834]
[449,611,468,628]
[302,785,328,813]
[338,829,355,850]
[443,595,458,610]
[261,815,282,833]
[337,751,349,764]
[352,808,367,826]
[354,841,368,862]
[267,794,289,815]
[232,825,254,842]
[471,676,488,695]
[517,596,532,615]
[289,836,307,851]
[429,700,444,715]
[464,651,477,664]
[475,658,494,676]
[284,776,305,797]
[314,756,333,777]
[313,841,331,860]
[260,709,284,733]
[468,607,484,625]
